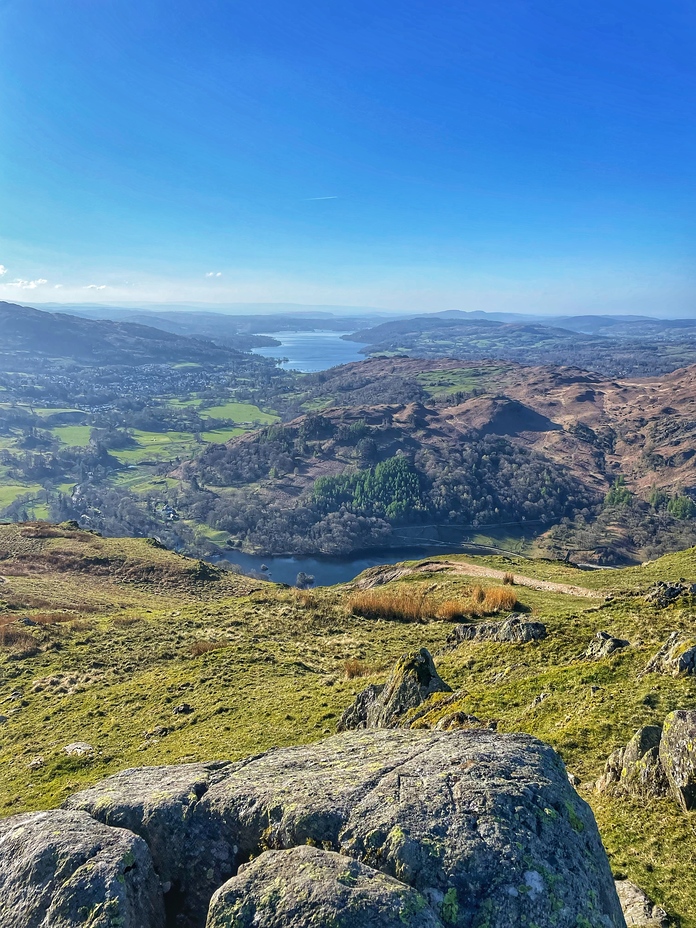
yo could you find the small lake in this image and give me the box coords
[250,330,365,372]
[220,546,455,587]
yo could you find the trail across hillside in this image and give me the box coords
[356,558,606,599]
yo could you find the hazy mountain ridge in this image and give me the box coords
[0,301,246,365]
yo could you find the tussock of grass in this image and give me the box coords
[348,584,518,623]
[188,639,228,657]
[347,587,429,622]
[343,658,374,679]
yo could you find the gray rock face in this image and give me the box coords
[448,615,547,645]
[339,648,451,731]
[67,729,625,928]
[615,880,669,927]
[644,632,696,676]
[586,631,630,660]
[0,809,165,928]
[337,682,385,732]
[64,760,234,922]
[659,710,696,812]
[596,726,668,797]
[206,845,445,928]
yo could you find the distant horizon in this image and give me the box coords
[9,299,694,322]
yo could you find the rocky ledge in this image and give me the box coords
[1,728,626,928]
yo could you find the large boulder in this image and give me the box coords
[659,710,696,812]
[338,648,451,731]
[206,845,445,928]
[63,760,234,923]
[0,809,165,928]
[67,729,626,928]
[644,632,696,676]
[448,615,547,645]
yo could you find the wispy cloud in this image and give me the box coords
[307,196,339,200]
[85,284,107,290]
[0,265,7,277]
[6,278,48,289]
[54,284,63,289]
[205,271,223,277]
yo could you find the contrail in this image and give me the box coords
[307,196,339,200]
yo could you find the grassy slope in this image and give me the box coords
[0,524,694,923]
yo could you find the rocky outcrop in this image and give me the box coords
[597,726,668,798]
[585,631,630,660]
[63,760,234,923]
[596,714,696,813]
[448,615,547,645]
[615,880,669,927]
[206,846,445,928]
[644,580,696,607]
[66,728,625,928]
[0,809,165,928]
[336,682,385,731]
[644,632,696,676]
[659,710,696,812]
[338,648,451,731]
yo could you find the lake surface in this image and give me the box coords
[251,330,365,372]
[220,546,454,587]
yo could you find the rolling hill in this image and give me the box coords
[0,301,245,367]
[173,358,696,562]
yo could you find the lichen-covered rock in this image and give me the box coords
[448,615,547,645]
[368,648,452,728]
[659,710,696,812]
[644,633,696,676]
[596,726,668,797]
[337,682,385,732]
[615,879,669,926]
[69,729,625,928]
[339,649,451,731]
[206,846,445,928]
[586,631,630,660]
[64,760,233,920]
[0,809,165,928]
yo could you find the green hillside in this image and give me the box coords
[0,524,694,923]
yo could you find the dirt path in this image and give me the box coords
[414,559,607,599]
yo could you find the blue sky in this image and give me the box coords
[1,0,695,314]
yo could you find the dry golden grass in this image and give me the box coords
[483,586,518,612]
[292,589,317,608]
[347,587,429,622]
[188,639,227,657]
[30,612,76,626]
[503,572,515,585]
[348,583,518,623]
[0,625,37,649]
[343,658,373,679]
[436,586,518,621]
[112,614,142,627]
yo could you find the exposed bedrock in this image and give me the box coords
[64,728,625,928]
[0,809,165,928]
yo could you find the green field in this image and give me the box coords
[0,484,44,508]
[51,425,93,447]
